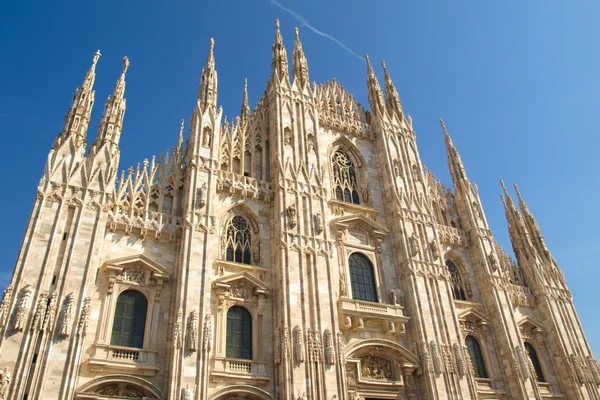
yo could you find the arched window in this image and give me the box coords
[465,335,488,378]
[446,259,468,301]
[111,290,148,348]
[349,253,378,302]
[226,306,252,360]
[225,215,252,264]
[524,342,546,382]
[332,150,360,204]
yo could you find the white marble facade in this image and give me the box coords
[0,20,598,400]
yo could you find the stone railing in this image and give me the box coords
[436,224,469,248]
[210,356,270,384]
[338,297,409,335]
[87,343,160,377]
[215,170,272,202]
[475,378,493,391]
[508,284,535,308]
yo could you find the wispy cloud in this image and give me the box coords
[270,0,363,61]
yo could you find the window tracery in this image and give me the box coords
[225,216,252,265]
[446,259,470,301]
[332,150,360,205]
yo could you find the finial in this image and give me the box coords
[122,56,130,74]
[381,60,387,72]
[440,119,448,135]
[244,77,248,91]
[92,50,101,66]
[365,54,371,66]
[209,37,214,51]
[500,178,509,195]
[513,182,521,197]
[178,119,184,148]
[295,27,300,39]
[276,18,280,30]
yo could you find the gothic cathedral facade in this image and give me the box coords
[0,20,598,400]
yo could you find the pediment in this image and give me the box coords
[518,315,543,332]
[104,254,170,281]
[330,214,389,238]
[458,308,489,326]
[213,272,271,296]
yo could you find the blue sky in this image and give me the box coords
[1,1,598,354]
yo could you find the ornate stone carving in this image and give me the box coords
[122,268,147,284]
[430,341,443,375]
[287,203,297,228]
[0,367,10,399]
[282,325,291,361]
[571,353,586,384]
[515,346,530,380]
[420,341,432,373]
[346,365,356,387]
[42,291,58,332]
[315,212,324,234]
[442,344,455,374]
[76,296,91,337]
[173,308,183,349]
[31,290,48,331]
[337,331,345,365]
[587,356,600,385]
[59,293,75,338]
[188,309,198,352]
[453,343,466,376]
[308,329,323,362]
[390,287,400,305]
[0,284,13,328]
[294,325,305,363]
[360,355,393,380]
[203,314,212,352]
[324,329,335,365]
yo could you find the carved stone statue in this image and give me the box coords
[488,252,498,272]
[252,241,260,262]
[315,212,324,234]
[390,287,400,305]
[430,241,440,260]
[188,310,198,352]
[182,384,194,400]
[294,325,305,363]
[43,291,58,332]
[287,203,297,228]
[0,367,10,399]
[409,233,419,257]
[31,291,49,331]
[430,341,443,375]
[339,273,348,297]
[197,183,207,209]
[0,285,13,328]
[282,326,291,361]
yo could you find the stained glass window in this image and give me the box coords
[466,335,488,378]
[525,342,546,382]
[446,260,468,301]
[349,253,378,302]
[226,306,252,360]
[225,215,252,264]
[111,290,147,348]
[332,151,360,204]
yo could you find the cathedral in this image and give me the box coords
[1,19,598,400]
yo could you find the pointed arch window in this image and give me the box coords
[349,253,378,302]
[110,290,147,348]
[524,342,546,382]
[465,335,488,378]
[226,215,252,265]
[226,306,252,360]
[446,259,469,301]
[332,150,360,204]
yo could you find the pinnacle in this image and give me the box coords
[122,56,130,75]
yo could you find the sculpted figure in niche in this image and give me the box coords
[339,273,348,297]
[182,384,194,400]
[196,183,207,209]
[315,212,324,234]
[409,232,419,257]
[202,127,211,148]
[390,287,401,305]
[287,203,297,228]
[488,252,498,272]
[430,241,440,260]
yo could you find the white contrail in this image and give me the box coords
[270,0,363,61]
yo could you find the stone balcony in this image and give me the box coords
[338,297,409,335]
[210,356,270,384]
[436,223,469,248]
[87,343,161,376]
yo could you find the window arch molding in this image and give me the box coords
[465,335,489,379]
[444,253,473,301]
[328,138,370,206]
[219,204,261,265]
[524,341,547,383]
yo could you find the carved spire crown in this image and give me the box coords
[271,19,289,82]
[381,60,404,120]
[197,37,218,112]
[292,27,309,88]
[365,54,386,118]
